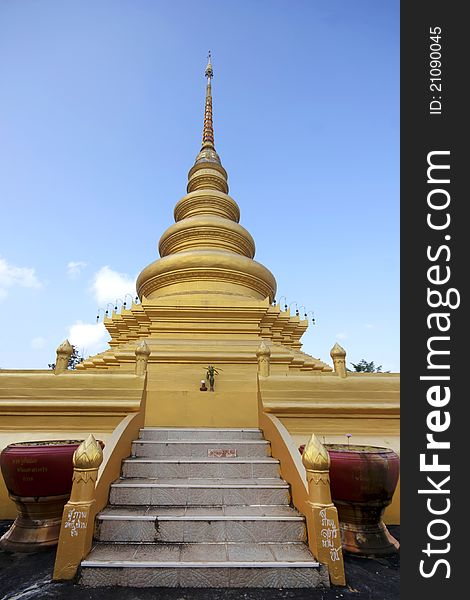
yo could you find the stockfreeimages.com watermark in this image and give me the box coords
[418,150,460,580]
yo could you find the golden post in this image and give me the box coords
[256,340,271,377]
[302,433,346,586]
[330,343,347,378]
[54,339,73,374]
[135,340,151,376]
[53,434,103,580]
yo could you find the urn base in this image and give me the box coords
[0,493,69,552]
[334,500,400,556]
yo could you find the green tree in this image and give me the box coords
[48,346,84,370]
[349,359,383,373]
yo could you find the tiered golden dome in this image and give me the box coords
[137,56,276,302]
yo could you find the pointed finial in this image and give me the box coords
[330,342,346,358]
[202,53,214,147]
[301,433,330,472]
[73,434,103,470]
[330,342,347,378]
[54,339,73,374]
[205,50,213,79]
[57,339,73,354]
[256,340,271,377]
[194,52,221,165]
[135,340,150,376]
[135,339,150,356]
[256,340,271,357]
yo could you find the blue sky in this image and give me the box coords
[0,0,399,371]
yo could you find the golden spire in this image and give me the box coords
[136,54,277,303]
[202,52,214,146]
[195,52,221,165]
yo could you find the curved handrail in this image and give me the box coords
[258,384,346,586]
[53,378,147,580]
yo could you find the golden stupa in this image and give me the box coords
[0,55,399,523]
[74,52,335,428]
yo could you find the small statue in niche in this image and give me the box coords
[205,365,221,392]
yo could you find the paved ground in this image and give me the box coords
[0,521,399,600]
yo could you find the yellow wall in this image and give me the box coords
[259,372,400,524]
[145,363,259,427]
[0,371,144,519]
[0,367,400,525]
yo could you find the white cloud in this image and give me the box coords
[67,261,87,279]
[92,266,136,306]
[0,256,42,300]
[30,337,47,350]
[68,321,109,357]
[364,323,374,329]
[335,332,348,340]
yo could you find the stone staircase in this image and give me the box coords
[80,427,328,588]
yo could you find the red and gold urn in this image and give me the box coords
[325,444,400,556]
[0,440,91,552]
[299,442,400,556]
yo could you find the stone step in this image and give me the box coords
[131,439,271,458]
[139,427,264,441]
[80,542,328,588]
[109,478,290,506]
[96,506,306,543]
[122,457,280,479]
[81,426,327,589]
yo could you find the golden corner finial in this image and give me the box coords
[256,340,270,357]
[205,50,213,79]
[330,342,347,378]
[330,342,346,358]
[57,339,73,354]
[135,339,150,356]
[301,433,330,472]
